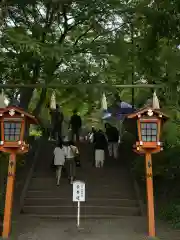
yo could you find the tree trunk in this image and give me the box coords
[18,88,34,141]
[33,88,47,117]
[19,88,34,111]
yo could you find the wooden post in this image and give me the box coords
[145,151,155,237]
[2,153,16,238]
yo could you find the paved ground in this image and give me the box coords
[10,216,180,240]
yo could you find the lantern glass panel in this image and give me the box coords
[141,122,158,142]
[4,121,21,141]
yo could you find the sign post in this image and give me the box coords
[73,180,85,228]
[77,201,80,227]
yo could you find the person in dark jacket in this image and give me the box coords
[105,123,119,159]
[51,104,64,141]
[93,129,107,168]
[69,109,82,142]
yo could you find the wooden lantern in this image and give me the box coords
[0,106,38,154]
[127,107,169,154]
[0,106,38,239]
[127,107,169,238]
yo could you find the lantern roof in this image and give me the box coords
[0,106,38,124]
[127,107,169,121]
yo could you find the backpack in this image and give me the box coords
[70,145,81,167]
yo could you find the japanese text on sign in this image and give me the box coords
[73,180,85,202]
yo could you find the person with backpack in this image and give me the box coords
[63,138,79,184]
[105,123,119,160]
[69,109,82,142]
[53,140,66,185]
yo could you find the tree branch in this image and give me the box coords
[58,3,89,44]
[7,10,19,27]
[90,34,101,43]
[74,27,92,46]
[58,4,69,44]
[42,3,54,43]
[32,4,55,85]
[21,7,33,28]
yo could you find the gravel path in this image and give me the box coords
[10,216,180,240]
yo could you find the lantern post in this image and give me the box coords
[2,152,16,238]
[145,151,155,236]
[127,107,169,237]
[0,106,38,238]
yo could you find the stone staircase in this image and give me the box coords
[21,141,141,218]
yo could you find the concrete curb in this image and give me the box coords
[132,177,146,217]
[122,147,146,217]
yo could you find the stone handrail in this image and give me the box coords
[19,137,43,212]
[120,141,146,216]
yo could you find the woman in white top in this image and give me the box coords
[63,139,79,184]
[54,140,66,185]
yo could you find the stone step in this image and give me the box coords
[23,213,141,219]
[29,179,132,186]
[22,142,140,218]
[34,166,128,171]
[26,190,135,199]
[24,197,138,208]
[30,179,132,185]
[22,205,140,216]
[30,176,132,184]
[31,173,130,179]
[29,181,133,190]
[33,169,129,175]
[32,169,129,177]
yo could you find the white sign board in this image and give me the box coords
[73,180,85,202]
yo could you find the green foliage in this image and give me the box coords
[159,201,180,229]
[0,0,131,112]
[1,0,180,117]
[30,129,42,137]
[162,121,180,147]
[132,147,180,180]
[132,146,180,228]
